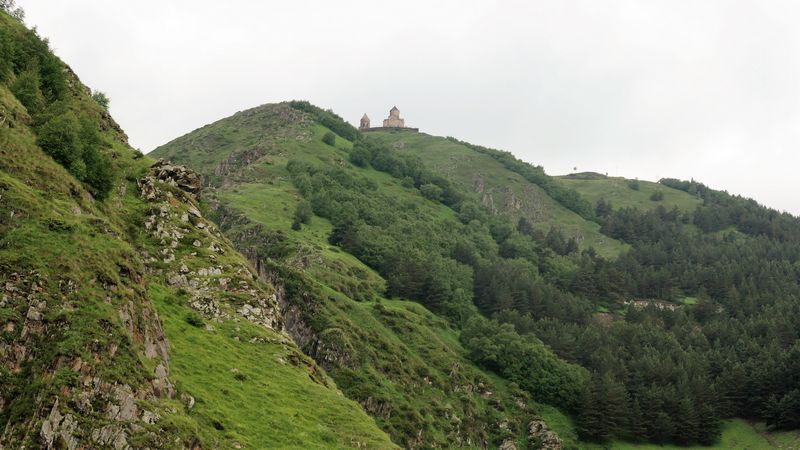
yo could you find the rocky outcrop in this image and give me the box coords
[1,268,174,448]
[145,159,202,195]
[528,419,562,449]
[138,160,283,332]
[40,400,79,450]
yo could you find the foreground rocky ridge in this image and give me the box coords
[1,133,181,446]
[138,160,283,334]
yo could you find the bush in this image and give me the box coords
[232,370,247,382]
[185,312,204,328]
[36,111,114,199]
[52,368,79,388]
[10,67,44,113]
[36,111,83,172]
[83,143,114,199]
[91,90,110,110]
[650,190,664,201]
[420,183,443,202]
[460,316,587,410]
[294,200,313,225]
[627,179,640,191]
[349,145,371,167]
[322,131,336,146]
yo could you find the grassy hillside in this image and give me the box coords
[153,103,575,448]
[610,419,800,450]
[0,12,393,448]
[368,131,627,258]
[558,173,702,213]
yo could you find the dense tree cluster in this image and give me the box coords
[461,316,587,410]
[553,189,800,443]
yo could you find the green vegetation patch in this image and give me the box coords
[150,284,396,449]
[558,175,702,214]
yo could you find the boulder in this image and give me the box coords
[528,419,562,449]
[150,159,202,194]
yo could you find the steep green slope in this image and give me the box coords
[0,12,394,449]
[368,131,626,258]
[153,103,576,449]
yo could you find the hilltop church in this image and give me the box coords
[359,106,419,132]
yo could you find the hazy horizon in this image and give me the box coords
[18,0,800,215]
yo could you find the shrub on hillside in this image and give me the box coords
[10,67,44,113]
[36,111,84,174]
[322,131,336,146]
[650,190,664,201]
[349,145,370,167]
[292,200,313,230]
[627,179,640,191]
[420,183,443,202]
[0,13,66,99]
[91,90,110,110]
[36,111,114,199]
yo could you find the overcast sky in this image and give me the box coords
[19,0,800,214]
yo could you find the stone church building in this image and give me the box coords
[359,106,418,132]
[383,106,405,127]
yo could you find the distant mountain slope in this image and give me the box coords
[368,131,628,258]
[558,173,702,213]
[0,12,394,449]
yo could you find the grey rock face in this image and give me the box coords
[528,419,563,449]
[40,400,79,450]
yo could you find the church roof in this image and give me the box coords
[361,113,369,119]
[390,106,399,112]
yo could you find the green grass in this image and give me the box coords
[368,131,627,258]
[605,419,800,450]
[150,284,396,449]
[558,174,702,214]
[314,294,540,448]
[217,181,386,299]
[537,405,581,449]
